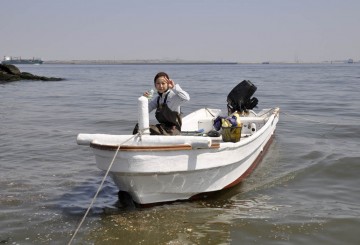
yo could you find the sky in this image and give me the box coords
[1,0,359,63]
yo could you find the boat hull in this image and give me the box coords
[89,108,279,205]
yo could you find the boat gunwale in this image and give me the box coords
[90,142,220,151]
[89,108,279,152]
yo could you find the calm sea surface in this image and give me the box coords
[1,63,359,244]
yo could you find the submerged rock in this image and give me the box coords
[0,64,63,83]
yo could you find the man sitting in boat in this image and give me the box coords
[133,72,190,135]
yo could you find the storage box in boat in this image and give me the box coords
[222,127,242,142]
[198,118,214,133]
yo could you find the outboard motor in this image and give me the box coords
[227,80,258,114]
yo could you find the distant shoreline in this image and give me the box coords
[43,60,239,65]
[42,60,358,65]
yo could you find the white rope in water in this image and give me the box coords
[282,111,343,125]
[68,132,144,245]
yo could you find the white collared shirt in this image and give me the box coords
[148,84,190,114]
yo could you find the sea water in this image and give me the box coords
[1,63,360,244]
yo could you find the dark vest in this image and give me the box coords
[155,92,182,130]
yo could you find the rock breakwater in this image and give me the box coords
[0,64,63,83]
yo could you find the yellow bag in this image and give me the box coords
[222,126,242,142]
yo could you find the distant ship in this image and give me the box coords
[1,56,44,65]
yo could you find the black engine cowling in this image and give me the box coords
[227,80,258,114]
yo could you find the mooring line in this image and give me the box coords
[68,131,146,245]
[281,111,344,125]
[67,144,120,245]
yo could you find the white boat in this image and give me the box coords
[77,98,280,205]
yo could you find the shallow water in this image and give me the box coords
[1,63,360,244]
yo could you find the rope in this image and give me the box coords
[257,108,277,117]
[68,131,147,245]
[205,107,216,117]
[281,111,342,126]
